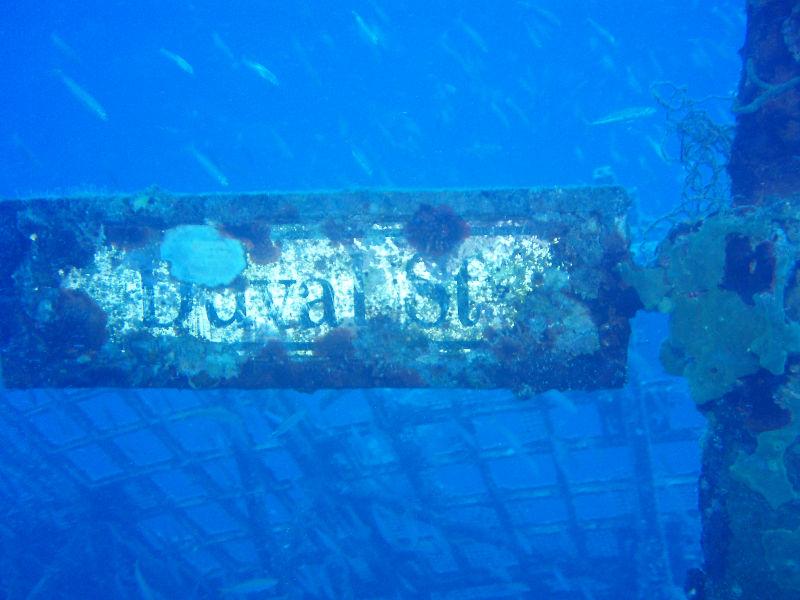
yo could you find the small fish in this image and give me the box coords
[270,129,294,159]
[438,33,474,75]
[505,97,530,126]
[645,135,670,163]
[212,32,237,64]
[458,19,488,53]
[188,146,229,187]
[51,33,79,61]
[55,70,108,121]
[452,421,478,450]
[518,76,537,99]
[490,101,511,128]
[317,566,335,599]
[271,409,307,437]
[10,132,41,167]
[590,106,656,126]
[292,38,322,86]
[525,23,544,48]
[159,48,194,75]
[135,562,158,600]
[540,389,577,413]
[625,65,643,94]
[552,567,572,592]
[586,17,617,47]
[351,148,373,177]
[221,577,278,595]
[314,528,340,553]
[592,164,616,184]
[532,6,562,28]
[243,58,279,85]
[352,11,381,46]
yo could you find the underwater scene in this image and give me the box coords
[2,1,800,599]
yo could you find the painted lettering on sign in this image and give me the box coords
[63,228,554,346]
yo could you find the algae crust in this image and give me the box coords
[731,420,800,510]
[762,527,800,591]
[625,201,800,516]
[623,205,800,403]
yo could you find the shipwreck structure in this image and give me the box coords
[0,182,700,599]
[625,1,800,597]
[0,2,798,598]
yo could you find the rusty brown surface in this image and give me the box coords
[729,1,800,204]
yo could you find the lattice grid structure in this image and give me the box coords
[0,348,703,600]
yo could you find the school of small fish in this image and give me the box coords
[42,6,712,195]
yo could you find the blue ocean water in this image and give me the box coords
[0,2,743,599]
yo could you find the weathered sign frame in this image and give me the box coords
[0,187,638,390]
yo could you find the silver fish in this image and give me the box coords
[243,58,279,85]
[351,147,373,177]
[458,19,488,53]
[586,17,617,47]
[353,11,381,46]
[55,70,108,121]
[271,409,307,437]
[590,106,656,126]
[212,32,237,64]
[51,33,79,61]
[188,146,229,187]
[221,577,278,595]
[532,6,562,27]
[159,48,194,75]
[134,562,159,600]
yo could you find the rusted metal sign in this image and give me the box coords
[0,188,638,390]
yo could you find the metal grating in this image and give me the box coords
[0,320,703,599]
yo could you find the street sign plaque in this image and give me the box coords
[0,187,637,390]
